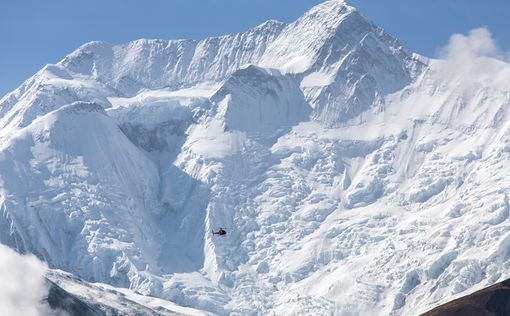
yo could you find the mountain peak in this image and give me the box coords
[306,0,355,15]
[259,0,362,73]
[300,0,357,26]
[253,19,285,31]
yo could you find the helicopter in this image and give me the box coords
[212,228,227,236]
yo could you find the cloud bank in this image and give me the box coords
[0,244,53,316]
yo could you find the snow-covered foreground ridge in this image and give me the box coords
[1,0,510,314]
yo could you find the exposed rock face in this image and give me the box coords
[423,279,510,316]
[45,280,106,316]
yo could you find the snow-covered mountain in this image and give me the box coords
[1,0,510,315]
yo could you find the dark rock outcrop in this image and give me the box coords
[45,280,107,315]
[423,279,510,316]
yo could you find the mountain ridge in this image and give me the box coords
[1,1,510,315]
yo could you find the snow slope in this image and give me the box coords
[1,0,510,315]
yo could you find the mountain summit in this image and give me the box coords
[1,1,510,315]
[260,0,420,124]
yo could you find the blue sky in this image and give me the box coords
[1,0,508,97]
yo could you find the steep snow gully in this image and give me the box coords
[1,0,510,315]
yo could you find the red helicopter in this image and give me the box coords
[212,228,227,237]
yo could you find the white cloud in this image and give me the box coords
[440,27,501,61]
[437,27,510,89]
[0,244,53,316]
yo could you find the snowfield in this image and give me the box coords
[1,0,510,315]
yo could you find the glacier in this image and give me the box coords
[1,0,510,315]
